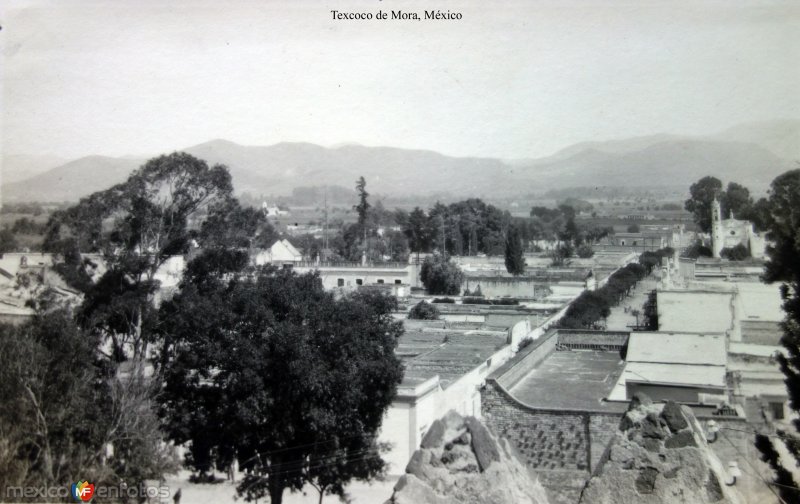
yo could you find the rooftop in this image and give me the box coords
[657,290,735,334]
[626,332,727,366]
[608,362,727,401]
[397,328,508,388]
[509,351,626,412]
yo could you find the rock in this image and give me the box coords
[464,416,500,472]
[642,438,662,453]
[578,400,746,504]
[421,419,446,449]
[641,413,667,439]
[660,401,688,432]
[635,467,659,494]
[406,450,429,479]
[386,412,550,504]
[665,431,697,449]
[628,392,653,411]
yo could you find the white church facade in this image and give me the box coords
[710,198,766,259]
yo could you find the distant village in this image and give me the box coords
[0,164,797,504]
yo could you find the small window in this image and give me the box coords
[377,279,384,284]
[395,279,402,285]
[337,278,344,287]
[356,279,363,286]
[770,402,785,420]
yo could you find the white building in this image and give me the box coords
[710,198,766,259]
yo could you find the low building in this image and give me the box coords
[608,332,728,405]
[252,239,303,267]
[379,323,518,473]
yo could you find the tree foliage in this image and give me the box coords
[684,176,723,233]
[559,263,647,329]
[419,254,464,295]
[504,225,526,275]
[0,309,176,496]
[408,300,440,320]
[157,265,403,504]
[44,152,234,362]
[756,168,800,498]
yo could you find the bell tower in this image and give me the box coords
[711,197,723,258]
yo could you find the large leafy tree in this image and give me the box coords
[44,152,234,363]
[504,225,526,276]
[756,169,800,502]
[419,254,464,295]
[0,309,176,495]
[157,264,403,504]
[721,181,754,220]
[684,176,723,232]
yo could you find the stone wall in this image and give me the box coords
[482,382,621,474]
[482,385,590,471]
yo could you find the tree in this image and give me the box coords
[399,207,432,261]
[626,224,640,233]
[45,152,234,363]
[550,243,574,266]
[158,265,403,504]
[576,244,595,258]
[642,290,658,330]
[504,225,526,276]
[721,181,754,220]
[756,169,800,503]
[684,176,723,232]
[0,227,19,253]
[354,176,370,246]
[408,300,440,320]
[0,309,176,496]
[419,255,464,295]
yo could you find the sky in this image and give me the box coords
[1,0,799,161]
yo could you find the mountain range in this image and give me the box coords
[2,119,798,203]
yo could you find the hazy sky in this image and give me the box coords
[1,0,799,160]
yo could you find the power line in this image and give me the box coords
[718,425,789,504]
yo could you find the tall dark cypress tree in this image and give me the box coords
[504,225,526,276]
[757,169,800,503]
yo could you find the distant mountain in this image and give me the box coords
[510,140,791,191]
[3,156,144,203]
[2,119,798,203]
[713,119,800,161]
[1,154,68,184]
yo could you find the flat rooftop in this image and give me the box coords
[627,332,727,366]
[398,328,508,388]
[510,351,626,411]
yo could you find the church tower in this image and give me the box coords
[711,197,723,258]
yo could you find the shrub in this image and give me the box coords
[720,244,750,261]
[408,301,441,320]
[576,244,595,258]
[432,297,455,303]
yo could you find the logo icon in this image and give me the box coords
[71,481,95,502]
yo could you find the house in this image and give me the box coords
[252,239,303,266]
[608,332,728,405]
[261,202,289,217]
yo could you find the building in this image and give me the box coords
[608,332,728,405]
[380,318,532,474]
[252,239,303,267]
[261,202,289,217]
[710,197,766,259]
